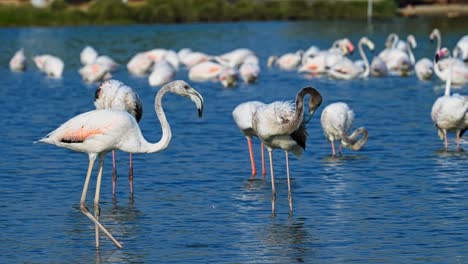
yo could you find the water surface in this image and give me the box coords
[0,19,467,263]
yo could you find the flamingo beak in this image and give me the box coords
[188,88,204,118]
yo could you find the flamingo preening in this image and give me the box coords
[252,87,322,213]
[320,102,368,156]
[37,80,204,249]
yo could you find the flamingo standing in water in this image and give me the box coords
[252,87,322,213]
[328,37,374,80]
[320,102,368,156]
[94,80,143,196]
[37,80,204,249]
[431,48,468,151]
[232,101,267,177]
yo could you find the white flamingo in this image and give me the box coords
[385,35,415,76]
[94,80,143,196]
[415,58,434,81]
[328,37,374,80]
[431,48,468,151]
[180,51,211,68]
[34,55,64,78]
[95,55,118,72]
[79,63,112,83]
[189,60,237,87]
[267,50,303,71]
[298,38,354,74]
[252,87,322,213]
[80,46,98,65]
[320,102,368,156]
[37,80,204,249]
[453,35,468,62]
[9,48,27,72]
[232,101,267,177]
[127,52,154,76]
[148,60,177,87]
[217,48,255,68]
[239,60,260,84]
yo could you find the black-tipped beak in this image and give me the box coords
[435,53,440,63]
[198,107,203,118]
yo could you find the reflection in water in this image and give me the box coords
[258,217,315,263]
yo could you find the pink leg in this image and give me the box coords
[246,137,257,176]
[129,153,134,194]
[268,149,276,213]
[112,150,117,196]
[261,142,266,177]
[331,141,336,156]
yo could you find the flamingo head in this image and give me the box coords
[341,38,354,55]
[219,68,237,88]
[435,47,449,63]
[167,80,204,117]
[430,28,440,42]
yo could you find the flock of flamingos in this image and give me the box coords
[8,27,467,249]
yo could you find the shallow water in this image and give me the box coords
[0,19,467,263]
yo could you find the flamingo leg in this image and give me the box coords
[261,142,266,177]
[112,150,117,196]
[246,137,257,176]
[443,129,448,151]
[129,153,134,194]
[331,140,336,156]
[285,151,293,212]
[80,154,123,249]
[94,155,104,248]
[268,149,276,213]
[456,130,461,151]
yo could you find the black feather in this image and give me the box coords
[291,123,308,150]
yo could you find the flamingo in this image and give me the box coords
[320,102,368,156]
[94,80,143,196]
[268,50,303,71]
[189,61,237,87]
[415,58,434,81]
[239,59,260,84]
[328,37,374,80]
[80,46,98,65]
[127,52,154,76]
[180,51,211,68]
[79,63,112,83]
[453,35,468,62]
[232,101,267,177]
[37,80,204,249]
[298,38,354,75]
[34,55,64,78]
[385,35,416,76]
[431,48,468,151]
[9,48,26,72]
[252,87,322,213]
[431,30,468,85]
[216,48,255,68]
[148,60,177,87]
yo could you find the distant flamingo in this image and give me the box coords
[431,48,468,151]
[453,35,468,62]
[431,33,468,85]
[239,59,260,84]
[232,101,267,177]
[328,37,374,80]
[189,60,237,87]
[217,48,255,68]
[37,80,204,249]
[127,52,154,76]
[148,60,177,87]
[34,55,64,78]
[320,102,368,156]
[9,48,26,72]
[252,87,322,213]
[80,46,98,65]
[94,80,143,196]
[268,50,303,70]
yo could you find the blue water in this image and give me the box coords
[0,19,467,263]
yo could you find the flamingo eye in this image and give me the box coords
[183,84,189,90]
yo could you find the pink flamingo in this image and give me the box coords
[37,80,204,248]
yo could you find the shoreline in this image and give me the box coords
[398,4,468,18]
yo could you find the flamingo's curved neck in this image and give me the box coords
[359,40,371,78]
[445,59,453,96]
[407,37,415,65]
[139,85,172,153]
